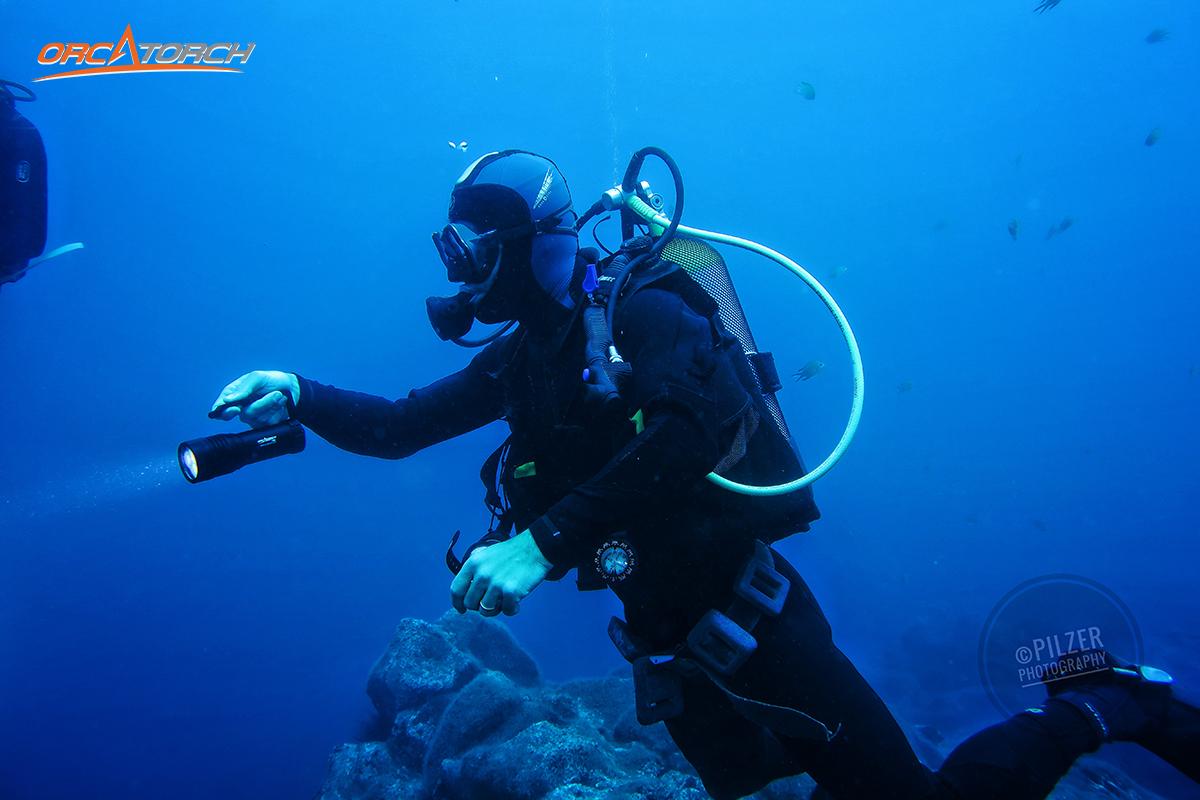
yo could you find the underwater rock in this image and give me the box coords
[442,719,621,798]
[439,610,540,687]
[320,742,423,800]
[320,614,1167,799]
[390,692,454,771]
[319,614,817,799]
[367,618,478,721]
[1050,755,1171,799]
[423,670,533,784]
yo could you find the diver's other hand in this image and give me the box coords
[450,530,552,618]
[211,370,300,428]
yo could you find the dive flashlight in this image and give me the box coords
[178,419,306,483]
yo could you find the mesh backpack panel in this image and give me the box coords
[659,237,793,446]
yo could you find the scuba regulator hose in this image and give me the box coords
[611,152,865,497]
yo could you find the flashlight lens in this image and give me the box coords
[181,447,199,482]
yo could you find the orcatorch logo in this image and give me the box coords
[34,24,253,82]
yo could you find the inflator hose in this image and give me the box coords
[624,195,865,497]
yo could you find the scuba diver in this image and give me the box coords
[1,80,47,289]
[210,150,1199,799]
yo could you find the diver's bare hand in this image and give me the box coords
[211,370,300,428]
[450,530,552,618]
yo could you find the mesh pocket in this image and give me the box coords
[660,237,793,445]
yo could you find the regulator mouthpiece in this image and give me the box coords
[426,290,476,341]
[178,420,306,483]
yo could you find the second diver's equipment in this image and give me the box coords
[0,79,84,285]
[1,79,47,275]
[576,146,865,497]
[178,416,306,483]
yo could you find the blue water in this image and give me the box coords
[2,2,1197,798]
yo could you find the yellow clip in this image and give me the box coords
[514,461,537,479]
[630,409,645,435]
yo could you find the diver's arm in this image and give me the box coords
[529,288,750,568]
[293,341,508,459]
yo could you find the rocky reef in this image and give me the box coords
[316,613,1169,800]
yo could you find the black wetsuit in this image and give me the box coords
[294,275,1097,799]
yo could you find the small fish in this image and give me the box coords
[1045,216,1075,240]
[1033,0,1061,12]
[447,140,456,149]
[1145,128,1161,147]
[1007,219,1020,241]
[447,140,469,152]
[796,82,816,101]
[794,360,824,381]
[1145,29,1170,44]
[828,265,849,280]
[897,380,913,394]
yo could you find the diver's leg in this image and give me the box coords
[662,674,806,800]
[931,703,1097,799]
[746,554,1198,799]
[750,556,1097,800]
[731,552,942,799]
[758,556,1137,799]
[639,546,931,799]
[930,654,1200,797]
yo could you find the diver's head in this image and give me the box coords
[428,150,578,340]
